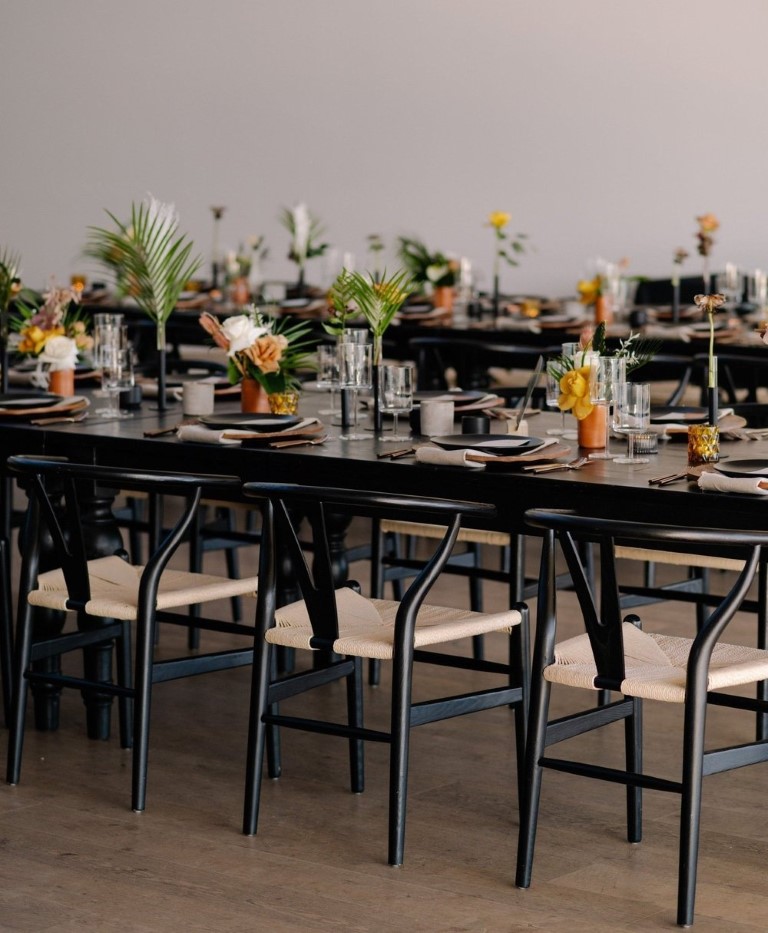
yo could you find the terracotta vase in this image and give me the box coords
[432,286,455,312]
[49,368,75,397]
[240,377,271,413]
[594,295,613,325]
[577,403,606,448]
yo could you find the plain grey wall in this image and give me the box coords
[3,0,768,296]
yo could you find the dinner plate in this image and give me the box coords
[431,434,544,455]
[650,406,708,424]
[414,390,487,405]
[199,413,302,431]
[0,395,89,418]
[714,459,768,477]
[0,392,61,409]
[688,320,729,332]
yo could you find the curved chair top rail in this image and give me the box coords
[242,481,497,520]
[7,455,242,494]
[525,507,768,550]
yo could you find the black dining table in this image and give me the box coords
[2,389,768,738]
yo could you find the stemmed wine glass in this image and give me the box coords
[338,341,372,440]
[588,356,626,460]
[378,364,413,441]
[613,382,650,464]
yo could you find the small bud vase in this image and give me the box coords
[268,390,300,415]
[49,368,76,397]
[577,405,606,448]
[240,377,271,413]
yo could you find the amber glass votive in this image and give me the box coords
[688,424,719,466]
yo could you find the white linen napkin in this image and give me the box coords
[698,472,768,496]
[177,417,318,445]
[493,318,542,334]
[642,324,694,342]
[415,437,557,469]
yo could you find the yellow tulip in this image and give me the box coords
[558,365,594,420]
[488,211,511,230]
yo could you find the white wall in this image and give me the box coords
[3,0,768,296]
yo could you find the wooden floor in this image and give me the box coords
[1,520,768,931]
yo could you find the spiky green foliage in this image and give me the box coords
[323,268,361,336]
[347,269,413,354]
[0,247,21,342]
[279,205,329,265]
[396,236,456,288]
[86,198,201,342]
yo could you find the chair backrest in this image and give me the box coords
[243,482,497,649]
[7,455,242,613]
[524,508,767,690]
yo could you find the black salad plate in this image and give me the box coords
[714,459,768,477]
[430,434,544,455]
[199,414,302,431]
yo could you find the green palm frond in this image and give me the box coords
[0,246,21,314]
[324,268,361,336]
[86,198,201,334]
[347,268,413,339]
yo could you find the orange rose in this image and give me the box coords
[696,213,719,234]
[242,334,288,374]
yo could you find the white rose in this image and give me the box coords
[220,314,269,355]
[39,335,78,371]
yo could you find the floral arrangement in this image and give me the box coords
[695,213,719,292]
[346,269,412,365]
[397,236,458,289]
[199,307,316,392]
[694,293,726,416]
[673,247,689,268]
[576,275,603,307]
[224,236,267,283]
[488,211,527,307]
[13,285,93,371]
[279,203,329,287]
[550,324,659,420]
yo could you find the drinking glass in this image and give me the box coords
[315,344,340,417]
[338,342,372,440]
[378,364,413,441]
[588,357,626,460]
[613,382,651,464]
[748,269,767,311]
[544,365,567,436]
[93,314,126,415]
[715,264,743,307]
[100,346,134,419]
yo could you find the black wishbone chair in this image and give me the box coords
[6,455,259,813]
[241,482,529,866]
[516,509,768,928]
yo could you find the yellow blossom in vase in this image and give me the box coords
[488,211,511,230]
[558,365,594,420]
[577,276,602,307]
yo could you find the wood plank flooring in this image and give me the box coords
[1,519,767,931]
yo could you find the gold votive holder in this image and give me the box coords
[268,390,300,415]
[688,424,719,466]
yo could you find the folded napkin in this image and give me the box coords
[415,438,559,469]
[178,417,319,445]
[698,472,768,495]
[643,324,694,343]
[492,318,542,334]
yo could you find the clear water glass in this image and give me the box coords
[544,365,566,436]
[315,344,340,416]
[338,342,372,440]
[614,382,650,464]
[378,364,413,441]
[100,346,134,419]
[588,357,626,460]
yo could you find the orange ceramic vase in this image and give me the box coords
[49,368,75,397]
[577,403,606,448]
[432,286,455,312]
[240,377,271,413]
[594,295,613,325]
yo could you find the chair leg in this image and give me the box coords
[388,644,415,866]
[625,696,643,843]
[694,568,709,633]
[221,508,243,623]
[131,612,157,813]
[515,668,552,888]
[116,620,133,750]
[346,656,364,793]
[266,649,282,779]
[243,637,272,835]
[756,558,768,741]
[0,537,14,726]
[187,509,202,650]
[6,602,34,786]
[677,691,708,927]
[509,615,529,811]
[368,520,386,687]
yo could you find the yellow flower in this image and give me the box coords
[558,365,594,420]
[696,213,719,234]
[577,276,602,306]
[488,211,511,230]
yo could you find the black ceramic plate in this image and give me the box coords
[414,390,487,405]
[714,459,768,477]
[650,406,708,424]
[431,434,544,455]
[0,392,61,409]
[199,413,302,431]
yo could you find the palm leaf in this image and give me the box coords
[348,268,413,338]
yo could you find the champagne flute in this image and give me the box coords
[378,364,413,441]
[613,382,650,464]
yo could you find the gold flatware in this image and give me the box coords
[523,456,592,474]
[378,446,416,459]
[269,435,328,449]
[31,411,89,426]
